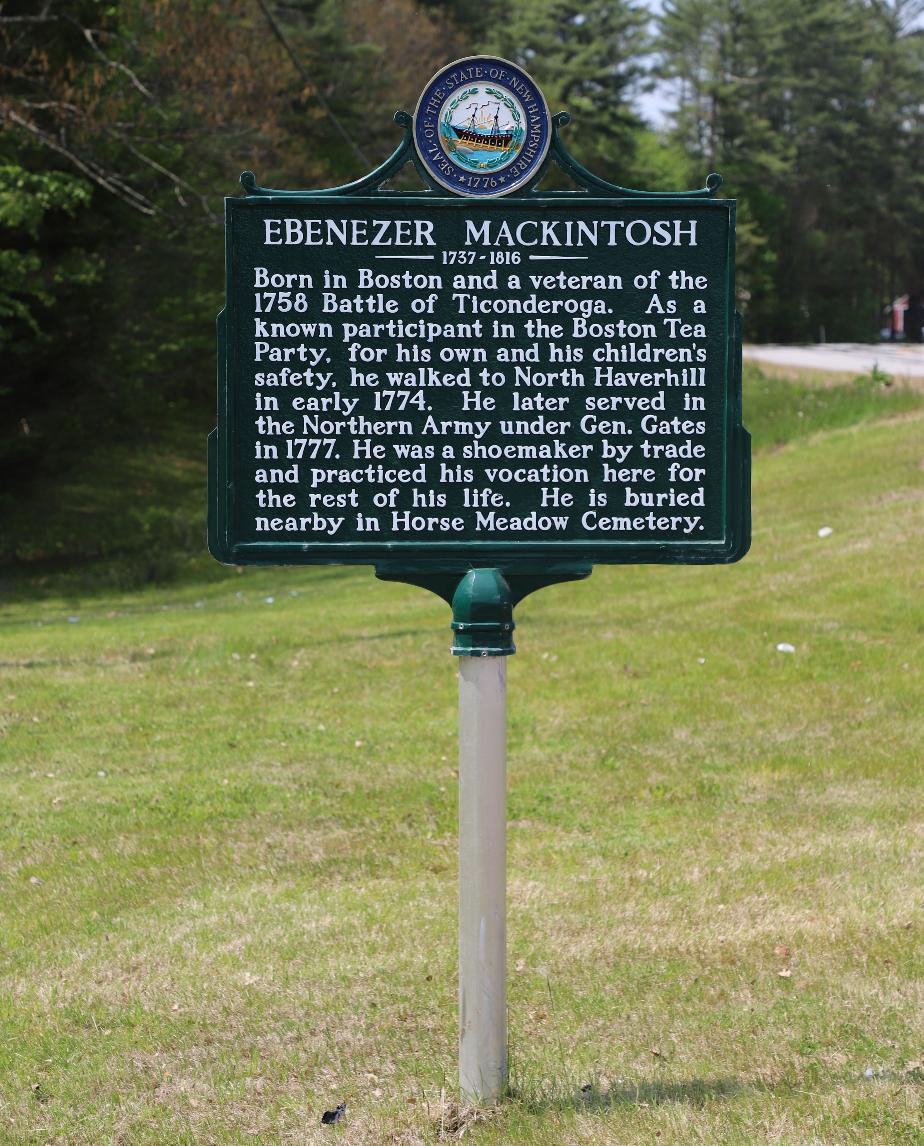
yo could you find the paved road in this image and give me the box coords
[744,342,924,379]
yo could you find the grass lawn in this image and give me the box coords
[0,368,922,1144]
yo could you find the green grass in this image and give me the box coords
[742,363,922,451]
[0,368,922,1143]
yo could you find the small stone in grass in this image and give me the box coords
[817,526,833,538]
[67,616,80,624]
[697,657,706,665]
[264,596,275,604]
[97,770,107,778]
[776,643,796,654]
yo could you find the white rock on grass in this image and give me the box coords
[817,526,833,538]
[776,643,796,654]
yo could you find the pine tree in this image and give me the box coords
[482,0,650,185]
[658,0,924,341]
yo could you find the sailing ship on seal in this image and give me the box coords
[449,103,515,152]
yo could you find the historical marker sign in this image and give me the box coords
[209,58,749,577]
[208,57,751,1108]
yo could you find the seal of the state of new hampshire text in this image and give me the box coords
[413,56,551,198]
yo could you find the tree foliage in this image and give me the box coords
[658,0,924,340]
[481,0,650,184]
[0,0,922,544]
[0,0,462,484]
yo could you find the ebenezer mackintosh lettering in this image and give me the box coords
[263,217,698,247]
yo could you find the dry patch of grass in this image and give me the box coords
[742,354,924,392]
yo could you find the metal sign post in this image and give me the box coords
[209,54,750,1107]
[457,651,508,1100]
[452,568,514,1101]
[445,567,587,1100]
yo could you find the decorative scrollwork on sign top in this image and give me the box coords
[237,109,722,200]
[538,112,722,199]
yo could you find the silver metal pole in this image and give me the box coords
[458,655,507,1103]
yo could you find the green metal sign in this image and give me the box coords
[209,94,750,600]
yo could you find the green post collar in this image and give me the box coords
[451,568,516,658]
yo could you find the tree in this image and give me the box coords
[658,0,924,341]
[0,0,469,498]
[481,0,650,186]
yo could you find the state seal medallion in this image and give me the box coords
[413,56,551,197]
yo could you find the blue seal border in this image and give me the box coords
[413,56,552,198]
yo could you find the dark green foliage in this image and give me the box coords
[0,0,463,532]
[658,0,924,340]
[2,0,922,581]
[0,162,100,479]
[482,0,650,184]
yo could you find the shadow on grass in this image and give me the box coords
[511,1075,749,1113]
[0,562,367,614]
